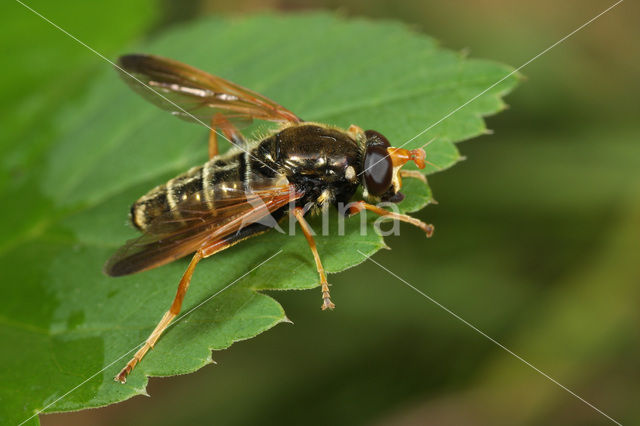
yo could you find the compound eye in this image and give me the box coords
[363,144,393,196]
[364,130,390,148]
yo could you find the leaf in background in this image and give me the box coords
[0,0,159,252]
[0,12,518,424]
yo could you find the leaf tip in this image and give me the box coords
[204,353,217,365]
[134,387,149,397]
[282,316,295,325]
[515,71,528,82]
[459,47,471,59]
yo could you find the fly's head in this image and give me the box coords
[360,129,426,203]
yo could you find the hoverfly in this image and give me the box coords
[106,54,433,383]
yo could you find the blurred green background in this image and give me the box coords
[4,0,638,425]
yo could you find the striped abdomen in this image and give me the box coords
[130,148,256,231]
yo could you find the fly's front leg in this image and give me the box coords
[349,201,434,237]
[114,250,203,383]
[292,207,335,310]
[347,124,365,142]
[399,170,427,184]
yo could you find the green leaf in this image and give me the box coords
[0,12,518,424]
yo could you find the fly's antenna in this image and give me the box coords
[419,137,437,150]
[418,137,442,170]
[424,159,443,171]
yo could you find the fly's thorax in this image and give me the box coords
[269,123,363,205]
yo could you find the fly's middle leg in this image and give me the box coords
[292,207,335,310]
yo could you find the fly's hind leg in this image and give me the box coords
[292,207,334,310]
[114,250,204,383]
[114,230,268,383]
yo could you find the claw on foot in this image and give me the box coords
[425,224,435,238]
[321,288,335,310]
[322,298,335,310]
[114,366,131,383]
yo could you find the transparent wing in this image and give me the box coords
[117,54,301,127]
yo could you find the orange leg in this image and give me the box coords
[207,114,227,159]
[114,250,203,383]
[208,126,218,159]
[208,115,246,159]
[350,201,434,237]
[400,169,427,184]
[219,121,245,149]
[292,207,334,311]
[347,124,364,141]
